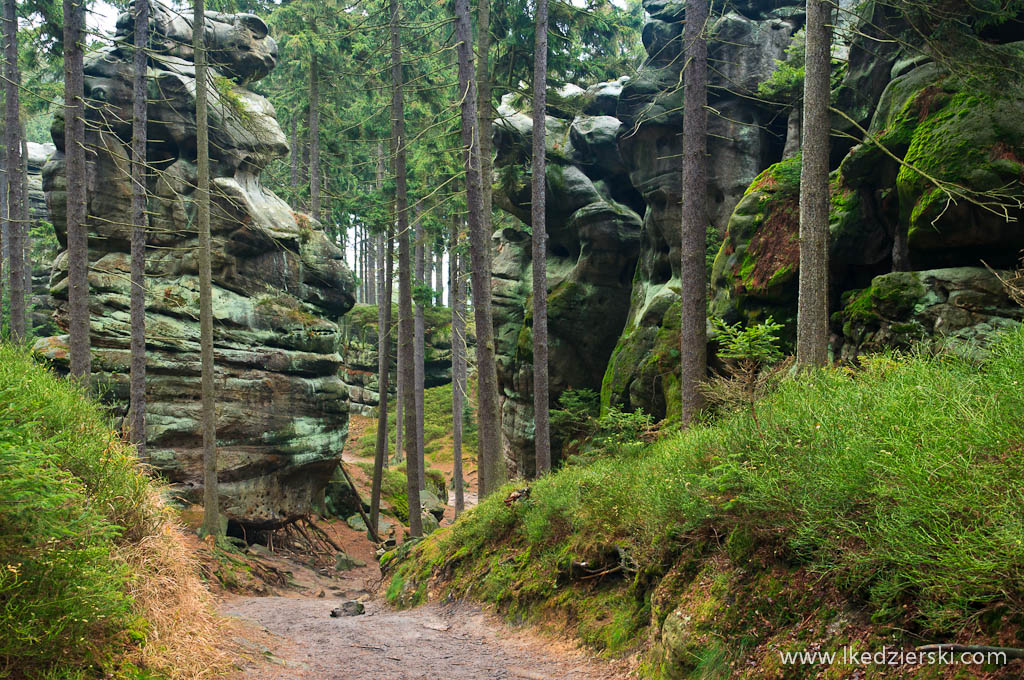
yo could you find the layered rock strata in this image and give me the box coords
[35,2,355,527]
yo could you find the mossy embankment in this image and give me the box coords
[385,329,1024,678]
[0,346,228,679]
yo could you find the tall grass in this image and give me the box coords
[392,327,1024,634]
[0,346,229,679]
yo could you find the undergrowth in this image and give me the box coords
[0,346,229,679]
[387,327,1024,666]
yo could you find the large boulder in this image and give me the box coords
[35,1,356,528]
[491,90,643,477]
[835,268,1024,360]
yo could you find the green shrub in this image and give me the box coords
[0,346,160,675]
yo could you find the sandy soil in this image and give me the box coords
[222,597,629,680]
[217,415,627,680]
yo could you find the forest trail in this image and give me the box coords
[216,415,623,679]
[222,597,628,679]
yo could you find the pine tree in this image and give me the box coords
[64,0,90,378]
[3,0,25,342]
[454,0,503,497]
[680,0,708,424]
[391,0,422,537]
[129,0,150,457]
[797,0,831,368]
[414,218,426,490]
[531,0,551,476]
[196,0,221,539]
[309,53,321,222]
[450,241,466,516]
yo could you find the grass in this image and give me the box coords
[0,345,229,679]
[387,327,1024,671]
[356,378,478,469]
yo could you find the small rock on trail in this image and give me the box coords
[222,597,629,680]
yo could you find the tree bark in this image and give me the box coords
[531,0,551,477]
[391,0,421,537]
[64,0,90,378]
[455,0,503,497]
[196,0,220,539]
[680,0,708,425]
[130,0,150,457]
[370,226,392,534]
[797,0,831,368]
[476,0,494,237]
[450,245,465,516]
[309,53,321,223]
[3,0,25,342]
[414,216,426,490]
[289,116,299,194]
[434,242,444,306]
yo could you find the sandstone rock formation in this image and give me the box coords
[491,0,1024,442]
[600,0,803,420]
[339,303,473,416]
[34,2,356,528]
[27,142,60,337]
[490,88,643,476]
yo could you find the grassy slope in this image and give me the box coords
[0,347,227,680]
[386,329,1024,678]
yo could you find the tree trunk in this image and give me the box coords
[196,0,220,539]
[391,0,422,537]
[19,135,28,304]
[455,0,503,497]
[450,246,465,516]
[531,0,551,477]
[797,0,831,368]
[64,0,90,379]
[289,116,299,194]
[3,0,25,342]
[367,231,377,306]
[130,0,150,457]
[309,53,321,223]
[370,226,392,534]
[433,243,443,306]
[476,0,494,236]
[414,216,426,490]
[680,0,708,425]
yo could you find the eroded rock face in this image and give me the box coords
[491,90,643,477]
[602,0,802,419]
[711,55,1024,357]
[835,268,1024,360]
[35,2,355,528]
[27,142,60,337]
[339,304,473,416]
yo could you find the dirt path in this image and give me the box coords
[217,415,624,679]
[222,597,628,680]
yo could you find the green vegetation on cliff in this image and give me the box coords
[386,328,1024,677]
[0,347,226,679]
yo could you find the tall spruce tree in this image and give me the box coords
[129,0,150,456]
[680,0,708,424]
[531,0,551,476]
[3,0,25,342]
[195,0,221,539]
[797,0,831,367]
[454,0,503,497]
[391,0,422,536]
[64,0,90,378]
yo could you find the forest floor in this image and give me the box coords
[210,415,625,679]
